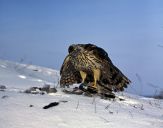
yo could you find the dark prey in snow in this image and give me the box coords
[43,102,59,109]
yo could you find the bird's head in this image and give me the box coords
[68,44,84,53]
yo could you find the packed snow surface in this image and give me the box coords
[0,59,163,128]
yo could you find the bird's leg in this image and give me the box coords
[80,71,87,83]
[92,69,101,89]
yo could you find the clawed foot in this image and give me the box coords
[79,83,97,94]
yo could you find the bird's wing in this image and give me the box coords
[99,59,131,92]
[60,55,82,86]
[79,44,131,92]
[83,45,131,92]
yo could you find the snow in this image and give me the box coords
[0,59,163,128]
[0,59,59,89]
[18,75,27,79]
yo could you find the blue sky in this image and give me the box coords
[0,0,163,95]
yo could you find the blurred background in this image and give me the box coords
[0,0,163,96]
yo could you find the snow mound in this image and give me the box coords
[0,59,60,89]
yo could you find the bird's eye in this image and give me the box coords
[68,46,74,53]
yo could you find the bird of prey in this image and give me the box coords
[60,44,131,96]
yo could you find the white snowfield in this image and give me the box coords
[0,59,163,128]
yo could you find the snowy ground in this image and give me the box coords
[0,59,163,128]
